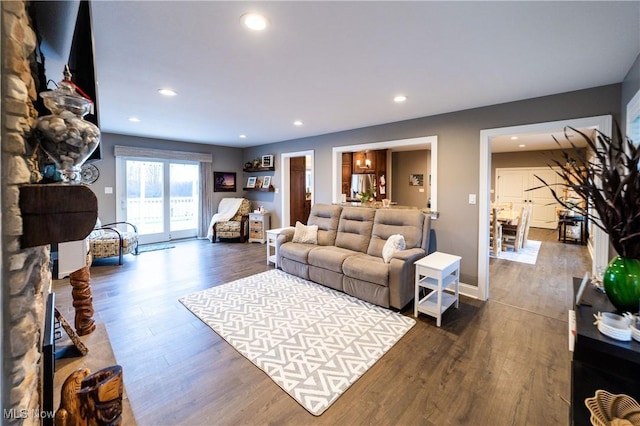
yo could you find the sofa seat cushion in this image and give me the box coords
[280,242,317,263]
[342,254,389,287]
[308,246,356,273]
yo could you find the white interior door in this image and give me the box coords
[496,167,561,230]
[527,168,561,228]
[495,169,527,213]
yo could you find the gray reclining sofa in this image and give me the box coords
[276,204,433,310]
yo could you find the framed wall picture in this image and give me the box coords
[246,177,257,188]
[214,172,236,192]
[409,174,424,186]
[262,176,272,189]
[261,155,274,168]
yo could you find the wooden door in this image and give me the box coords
[342,153,352,197]
[289,156,307,225]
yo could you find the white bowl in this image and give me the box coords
[601,312,629,328]
[597,321,631,341]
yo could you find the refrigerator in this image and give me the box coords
[351,173,376,199]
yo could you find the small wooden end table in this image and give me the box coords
[266,227,294,268]
[414,252,461,327]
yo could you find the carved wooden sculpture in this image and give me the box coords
[69,265,96,336]
[55,308,88,356]
[55,366,123,426]
[55,368,91,426]
[78,365,123,426]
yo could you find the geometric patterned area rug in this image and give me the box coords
[179,269,415,416]
[496,240,541,265]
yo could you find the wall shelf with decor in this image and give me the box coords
[243,166,275,173]
[244,154,275,172]
[243,187,275,192]
[243,175,274,192]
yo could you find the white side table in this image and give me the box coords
[249,212,270,243]
[414,252,461,327]
[266,227,294,268]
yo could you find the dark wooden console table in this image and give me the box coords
[571,277,640,425]
[559,214,585,245]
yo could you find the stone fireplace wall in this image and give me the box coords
[2,1,52,424]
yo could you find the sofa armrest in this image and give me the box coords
[276,229,295,246]
[389,247,425,262]
[388,248,427,309]
[275,229,296,267]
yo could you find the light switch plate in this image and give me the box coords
[469,194,476,204]
[105,187,113,194]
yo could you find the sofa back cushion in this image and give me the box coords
[307,204,342,246]
[367,209,429,257]
[335,207,376,253]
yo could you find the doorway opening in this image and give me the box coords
[331,136,438,210]
[477,115,612,300]
[281,150,314,227]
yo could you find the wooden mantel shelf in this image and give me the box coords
[19,184,98,248]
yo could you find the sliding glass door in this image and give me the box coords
[122,159,199,244]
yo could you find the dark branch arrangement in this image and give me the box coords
[530,122,640,259]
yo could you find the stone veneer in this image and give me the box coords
[2,1,53,424]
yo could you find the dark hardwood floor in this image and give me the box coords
[52,228,590,425]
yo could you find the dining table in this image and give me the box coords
[494,208,520,225]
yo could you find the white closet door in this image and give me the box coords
[495,169,527,213]
[496,167,561,230]
[527,168,561,229]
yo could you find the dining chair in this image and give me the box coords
[502,205,527,252]
[521,201,534,247]
[489,207,502,257]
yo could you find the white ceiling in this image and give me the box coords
[80,1,640,148]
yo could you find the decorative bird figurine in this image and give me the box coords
[55,367,91,426]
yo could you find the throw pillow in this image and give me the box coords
[292,221,318,244]
[382,234,406,263]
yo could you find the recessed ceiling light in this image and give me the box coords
[519,144,526,148]
[510,136,519,140]
[393,95,407,103]
[241,13,269,31]
[158,88,177,96]
[239,134,247,139]
[293,120,303,126]
[128,117,140,122]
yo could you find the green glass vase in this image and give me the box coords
[602,256,640,313]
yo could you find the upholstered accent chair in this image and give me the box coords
[88,220,139,265]
[210,198,251,243]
